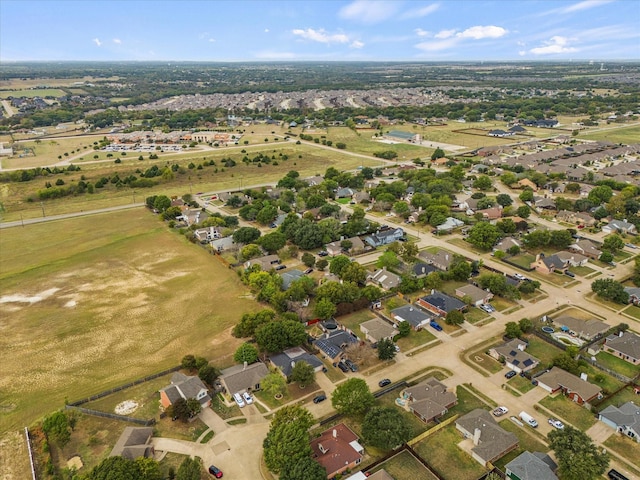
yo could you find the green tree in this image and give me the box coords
[340,262,367,284]
[262,371,287,398]
[314,297,337,320]
[603,234,624,253]
[393,201,410,218]
[504,321,522,339]
[241,243,263,260]
[445,309,465,326]
[549,426,609,480]
[397,321,411,337]
[234,343,259,364]
[599,251,614,263]
[377,250,401,269]
[431,147,445,160]
[255,320,307,353]
[316,258,328,271]
[362,407,412,450]
[329,255,351,276]
[591,278,629,304]
[377,338,397,360]
[181,354,197,371]
[516,205,531,218]
[301,252,316,268]
[263,406,314,474]
[85,456,142,480]
[290,361,315,385]
[153,195,171,212]
[518,317,534,333]
[232,309,276,338]
[473,175,493,191]
[198,364,219,387]
[331,378,375,416]
[467,222,502,250]
[259,231,287,253]
[280,456,326,480]
[587,185,613,205]
[135,457,162,480]
[176,457,202,480]
[496,194,513,207]
[233,226,261,244]
[42,411,71,446]
[519,189,534,202]
[169,398,202,422]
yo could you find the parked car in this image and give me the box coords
[564,270,575,278]
[378,378,392,388]
[208,465,223,478]
[313,394,327,403]
[242,391,253,405]
[344,359,358,372]
[608,469,630,480]
[505,370,517,379]
[318,251,329,257]
[275,264,286,270]
[233,392,245,408]
[548,418,564,429]
[492,406,509,417]
[625,243,637,250]
[429,320,443,332]
[513,273,526,280]
[337,361,349,372]
[304,268,313,274]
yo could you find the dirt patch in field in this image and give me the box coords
[0,430,31,480]
[67,455,83,469]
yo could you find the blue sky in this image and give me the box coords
[1,0,639,61]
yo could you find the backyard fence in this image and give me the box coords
[579,355,633,384]
[25,427,37,480]
[67,365,181,407]
[64,405,156,426]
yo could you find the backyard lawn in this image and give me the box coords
[369,450,438,480]
[336,310,379,340]
[596,351,640,380]
[595,386,640,414]
[523,337,564,366]
[396,328,437,351]
[508,375,536,394]
[604,434,640,469]
[413,424,487,480]
[538,395,597,431]
[445,385,490,419]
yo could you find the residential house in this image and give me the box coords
[418,249,454,271]
[391,305,432,330]
[477,207,503,221]
[554,251,588,267]
[603,331,640,365]
[488,129,514,138]
[535,367,602,406]
[493,237,522,253]
[505,451,558,480]
[488,339,539,374]
[194,226,222,243]
[360,318,399,344]
[314,330,358,362]
[280,269,305,290]
[160,372,211,410]
[556,210,597,227]
[417,291,466,318]
[336,187,355,198]
[509,125,527,134]
[110,427,154,460]
[211,236,235,252]
[517,178,538,191]
[365,228,404,247]
[569,239,602,259]
[368,267,401,290]
[352,191,370,204]
[219,362,269,396]
[625,287,640,305]
[326,236,365,256]
[269,346,324,379]
[311,423,364,478]
[245,254,280,270]
[531,253,569,274]
[436,217,465,233]
[455,284,493,306]
[401,377,457,423]
[304,175,324,186]
[598,401,640,443]
[603,219,637,235]
[534,197,556,210]
[412,262,438,278]
[553,315,609,341]
[345,470,394,480]
[456,409,519,466]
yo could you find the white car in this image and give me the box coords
[513,273,526,280]
[243,392,254,405]
[548,418,564,429]
[493,406,509,417]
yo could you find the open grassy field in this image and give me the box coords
[579,123,640,144]
[0,208,260,433]
[0,89,67,99]
[0,141,381,222]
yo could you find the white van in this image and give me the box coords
[233,392,246,408]
[519,411,538,428]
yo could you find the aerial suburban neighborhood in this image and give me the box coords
[1,2,640,479]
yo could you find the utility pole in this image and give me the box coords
[40,202,45,217]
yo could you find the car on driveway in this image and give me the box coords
[505,370,517,379]
[337,361,349,372]
[313,394,327,403]
[344,359,358,372]
[492,406,509,417]
[275,264,286,270]
[378,378,391,388]
[208,465,223,478]
[318,251,329,257]
[548,418,565,429]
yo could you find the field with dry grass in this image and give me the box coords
[0,208,260,434]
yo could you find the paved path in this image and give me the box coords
[0,203,144,229]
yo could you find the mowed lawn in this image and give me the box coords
[0,208,259,432]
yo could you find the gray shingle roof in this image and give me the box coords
[605,331,640,360]
[506,451,558,480]
[391,305,431,328]
[456,409,518,463]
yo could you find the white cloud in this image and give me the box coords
[562,0,613,13]
[350,40,365,49]
[519,50,527,56]
[415,28,430,37]
[435,29,456,39]
[209,38,216,43]
[113,38,122,44]
[415,38,459,52]
[292,28,350,45]
[339,0,398,24]
[400,3,440,19]
[530,36,578,55]
[92,38,102,47]
[457,25,507,39]
[264,28,270,33]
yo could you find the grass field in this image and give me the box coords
[0,89,67,99]
[0,208,259,433]
[596,351,640,379]
[604,434,640,469]
[579,124,640,144]
[538,395,597,431]
[370,450,438,480]
[523,337,563,367]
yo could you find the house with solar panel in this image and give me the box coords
[313,330,358,363]
[488,338,540,374]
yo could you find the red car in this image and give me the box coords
[208,465,223,478]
